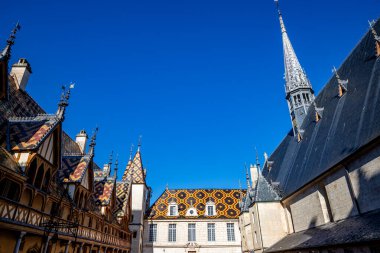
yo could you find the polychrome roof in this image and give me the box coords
[147,189,245,220]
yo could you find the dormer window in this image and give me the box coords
[205,200,216,216]
[168,201,178,216]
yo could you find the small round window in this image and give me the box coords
[189,210,194,214]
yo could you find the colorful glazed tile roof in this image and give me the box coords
[0,146,21,173]
[122,151,145,184]
[94,177,115,206]
[115,181,131,216]
[9,117,59,151]
[147,189,245,220]
[61,155,91,183]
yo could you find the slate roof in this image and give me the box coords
[0,146,21,173]
[262,20,380,197]
[147,189,245,220]
[265,210,380,252]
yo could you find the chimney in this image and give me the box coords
[10,58,32,91]
[75,129,88,154]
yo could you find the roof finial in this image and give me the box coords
[332,66,348,97]
[114,153,119,179]
[129,143,134,161]
[57,83,75,120]
[109,150,113,166]
[166,183,169,191]
[254,147,260,168]
[275,0,286,33]
[89,126,99,155]
[137,135,142,152]
[1,22,21,61]
[245,163,251,189]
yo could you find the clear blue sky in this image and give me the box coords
[3,0,379,201]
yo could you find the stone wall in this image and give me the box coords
[143,219,241,253]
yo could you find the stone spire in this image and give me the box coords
[276,1,314,136]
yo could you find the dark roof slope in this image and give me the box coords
[263,20,380,196]
[265,210,380,252]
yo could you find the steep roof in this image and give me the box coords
[122,150,145,184]
[147,189,244,220]
[61,155,92,183]
[262,20,380,197]
[93,177,115,206]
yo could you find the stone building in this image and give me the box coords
[239,3,380,253]
[0,24,135,253]
[143,189,243,253]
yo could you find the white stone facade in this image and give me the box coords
[142,219,242,253]
[131,184,148,253]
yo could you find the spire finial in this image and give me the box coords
[88,126,98,156]
[254,147,260,168]
[245,163,251,189]
[275,0,286,33]
[129,143,134,161]
[166,183,169,191]
[1,22,21,60]
[114,153,119,178]
[109,151,113,166]
[56,83,75,120]
[137,135,142,152]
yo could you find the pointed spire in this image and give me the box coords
[137,135,142,152]
[89,127,98,156]
[275,1,312,94]
[1,22,21,61]
[245,163,251,189]
[275,0,314,137]
[56,83,74,120]
[254,147,260,168]
[109,151,113,166]
[114,154,119,179]
[129,143,134,161]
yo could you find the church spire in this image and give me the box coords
[0,22,21,61]
[275,0,314,136]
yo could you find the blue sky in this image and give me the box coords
[3,0,379,201]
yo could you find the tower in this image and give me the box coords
[122,143,150,253]
[276,1,314,136]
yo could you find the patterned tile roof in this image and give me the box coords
[122,151,145,184]
[147,189,245,220]
[115,181,131,216]
[93,177,115,206]
[9,117,59,151]
[62,131,82,155]
[61,155,91,183]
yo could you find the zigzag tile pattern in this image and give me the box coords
[61,156,91,183]
[94,178,115,205]
[147,189,245,219]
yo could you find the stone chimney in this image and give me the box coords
[75,130,88,154]
[10,58,32,91]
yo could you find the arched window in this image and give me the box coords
[27,159,37,184]
[42,169,51,192]
[20,188,33,206]
[34,164,45,189]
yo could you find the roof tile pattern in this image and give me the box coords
[147,189,244,220]
[61,155,91,183]
[94,178,115,205]
[122,151,145,184]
